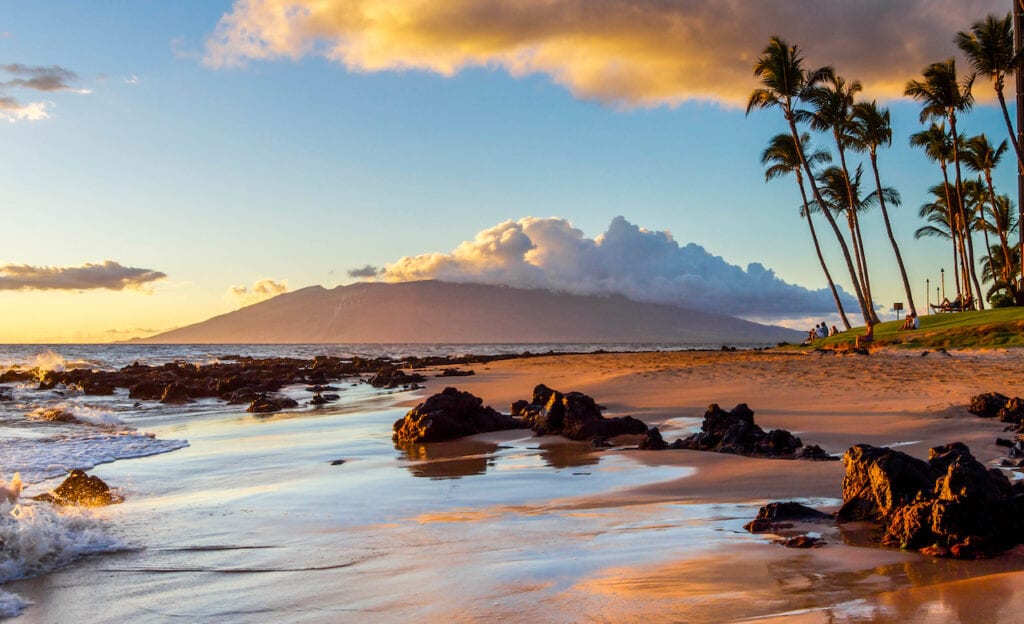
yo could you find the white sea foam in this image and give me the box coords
[0,433,188,483]
[0,589,31,618]
[25,404,124,428]
[0,501,130,617]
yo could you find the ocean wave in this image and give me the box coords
[0,433,189,483]
[25,404,124,428]
[0,501,131,617]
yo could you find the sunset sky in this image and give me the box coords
[1,0,1018,342]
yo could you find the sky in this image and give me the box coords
[0,0,1019,342]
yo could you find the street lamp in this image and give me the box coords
[940,268,945,301]
[926,278,930,313]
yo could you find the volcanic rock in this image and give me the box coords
[512,384,646,441]
[838,442,1023,558]
[33,469,121,506]
[638,427,669,450]
[745,501,833,533]
[674,403,834,459]
[247,393,299,413]
[392,387,523,444]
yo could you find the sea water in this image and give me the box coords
[0,343,713,620]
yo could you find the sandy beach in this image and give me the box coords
[6,347,1024,623]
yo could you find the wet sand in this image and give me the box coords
[8,348,1024,622]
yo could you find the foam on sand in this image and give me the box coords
[0,501,130,617]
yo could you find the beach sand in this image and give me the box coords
[8,348,1024,622]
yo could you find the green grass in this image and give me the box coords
[791,307,1024,351]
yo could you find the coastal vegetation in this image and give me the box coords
[798,306,1024,350]
[749,11,1024,324]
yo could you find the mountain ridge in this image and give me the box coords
[130,280,803,344]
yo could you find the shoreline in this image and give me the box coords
[5,347,1024,621]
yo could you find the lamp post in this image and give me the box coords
[926,278,930,313]
[941,268,945,302]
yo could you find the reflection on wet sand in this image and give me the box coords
[397,436,602,479]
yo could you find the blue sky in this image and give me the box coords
[0,0,1016,341]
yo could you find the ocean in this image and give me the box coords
[0,342,751,621]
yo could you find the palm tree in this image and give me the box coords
[963,133,1014,286]
[956,14,1024,175]
[957,13,1024,299]
[905,60,985,308]
[916,188,956,242]
[761,132,852,328]
[963,177,999,284]
[978,193,1021,301]
[910,124,962,295]
[801,74,879,322]
[747,36,872,324]
[851,100,916,316]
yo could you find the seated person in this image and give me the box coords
[899,312,917,331]
[829,324,840,336]
[855,323,874,348]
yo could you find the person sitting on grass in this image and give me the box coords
[899,312,918,331]
[829,324,840,336]
[855,322,874,348]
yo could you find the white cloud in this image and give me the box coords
[382,216,855,319]
[228,278,289,306]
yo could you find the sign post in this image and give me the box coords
[893,302,904,321]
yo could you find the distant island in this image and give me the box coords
[129,280,802,344]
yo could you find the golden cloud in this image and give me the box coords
[0,261,166,291]
[228,278,289,307]
[205,0,1004,107]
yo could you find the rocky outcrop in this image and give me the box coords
[159,382,190,404]
[673,404,836,460]
[638,427,669,450]
[393,387,524,444]
[744,501,834,533]
[247,393,300,413]
[369,367,427,389]
[437,368,475,377]
[33,470,121,506]
[512,384,647,442]
[968,392,1024,424]
[839,442,1024,558]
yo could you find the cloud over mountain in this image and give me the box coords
[205,0,1000,107]
[228,279,289,306]
[0,261,166,291]
[380,216,854,319]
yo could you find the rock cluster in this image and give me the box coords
[393,387,523,444]
[247,393,300,413]
[838,442,1024,558]
[744,501,833,533]
[33,470,121,507]
[672,403,837,460]
[511,384,647,442]
[368,367,427,389]
[968,392,1024,424]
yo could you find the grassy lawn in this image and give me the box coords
[794,307,1024,350]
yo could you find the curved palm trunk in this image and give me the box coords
[869,152,916,315]
[797,177,852,329]
[938,163,963,296]
[950,115,985,308]
[995,87,1024,174]
[834,137,878,321]
[786,115,872,324]
[850,210,881,323]
[983,170,1015,287]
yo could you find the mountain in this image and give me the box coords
[132,280,803,344]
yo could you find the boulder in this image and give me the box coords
[675,404,834,460]
[968,392,1009,418]
[369,367,427,389]
[393,387,523,444]
[638,427,669,450]
[129,380,165,400]
[159,382,190,404]
[513,385,646,441]
[436,368,475,377]
[745,501,833,533]
[997,397,1024,424]
[247,393,299,413]
[33,470,121,506]
[837,444,932,521]
[838,442,1022,558]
